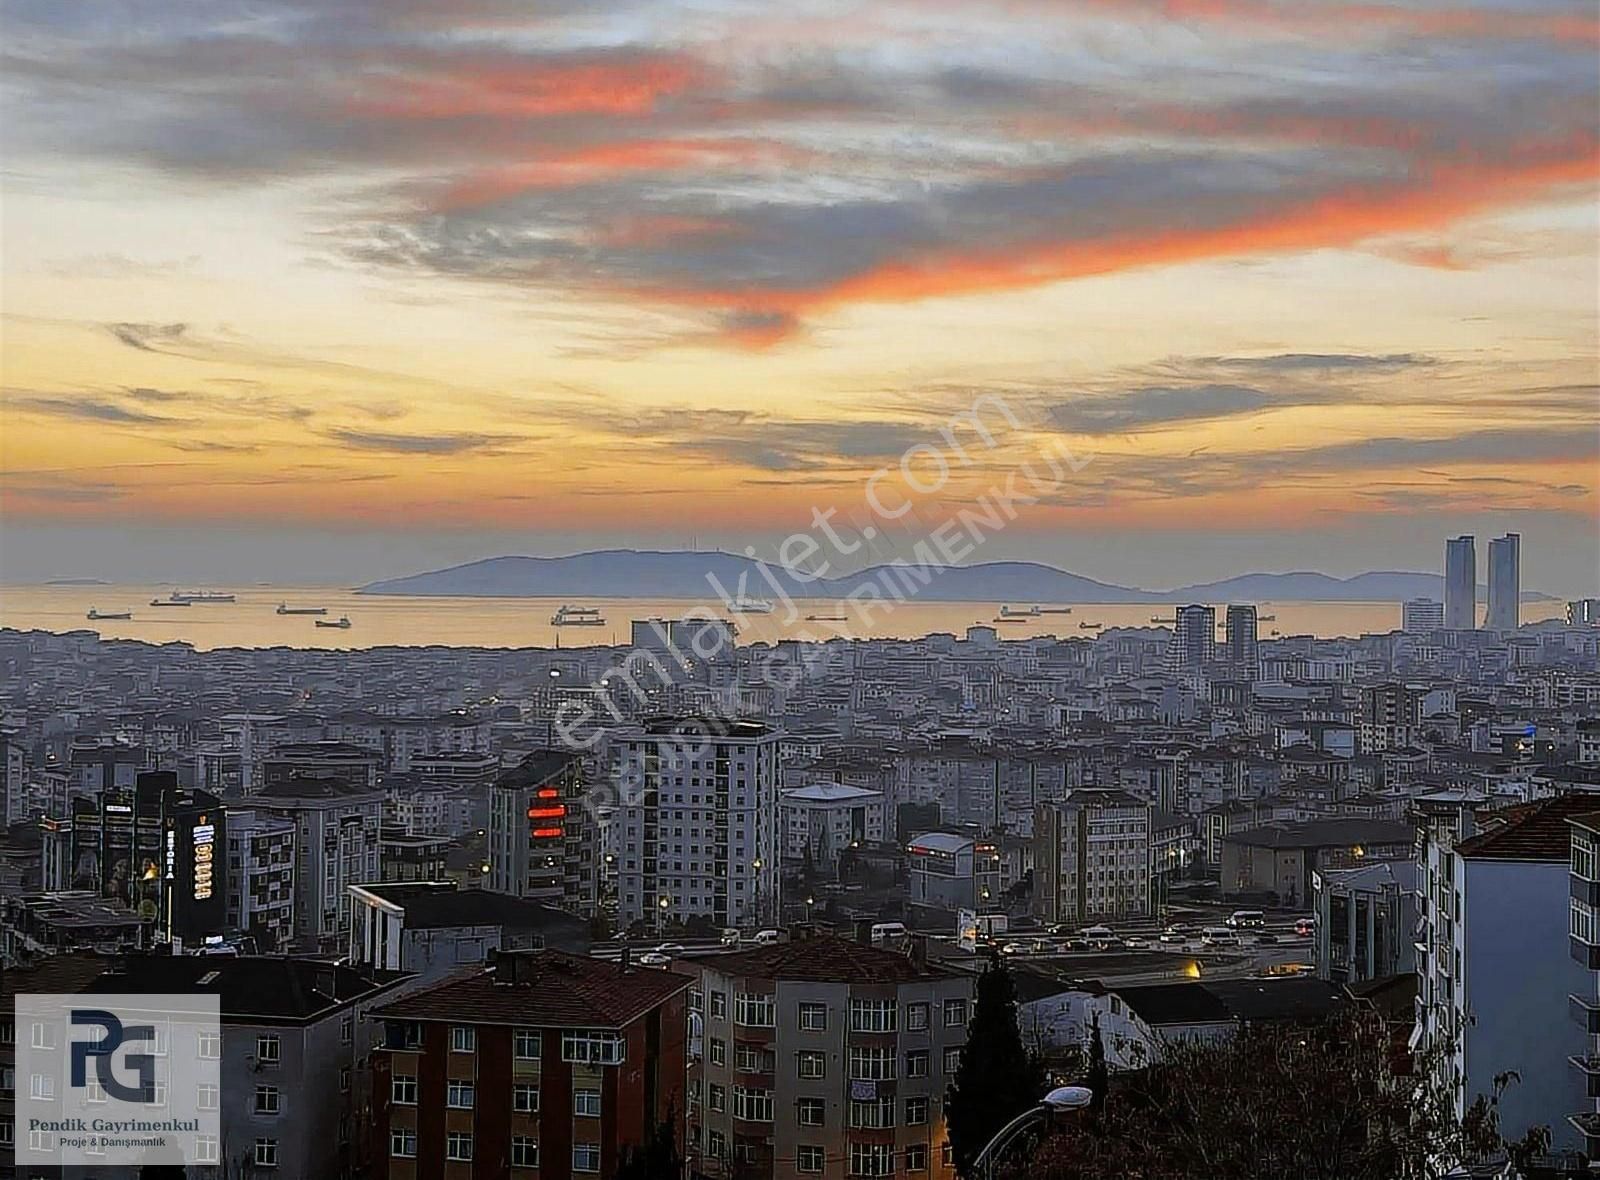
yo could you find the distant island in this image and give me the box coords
[358,550,1556,604]
[44,577,110,586]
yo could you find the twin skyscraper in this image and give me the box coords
[1444,532,1520,631]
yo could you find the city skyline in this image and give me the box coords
[2,0,1597,590]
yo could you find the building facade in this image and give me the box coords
[370,948,689,1180]
[687,933,971,1180]
[1486,532,1520,632]
[1034,790,1152,926]
[487,751,594,912]
[614,718,782,932]
[1444,535,1476,630]
[225,808,297,953]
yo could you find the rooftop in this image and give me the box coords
[639,715,773,739]
[707,933,958,985]
[82,956,403,1022]
[352,882,592,939]
[1456,794,1600,862]
[375,948,690,1027]
[783,782,885,803]
[1117,976,1344,1028]
[493,748,583,791]
[1222,818,1415,851]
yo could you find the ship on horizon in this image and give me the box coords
[87,608,133,620]
[314,615,352,629]
[730,596,775,614]
[277,602,328,615]
[167,590,236,604]
[551,604,606,627]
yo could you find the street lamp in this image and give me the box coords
[971,1086,1094,1180]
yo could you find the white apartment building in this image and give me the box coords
[1034,789,1152,926]
[226,808,297,953]
[1414,793,1590,1152]
[255,776,384,953]
[781,782,886,871]
[613,717,781,932]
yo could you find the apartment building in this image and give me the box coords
[225,807,297,953]
[1033,790,1152,926]
[1414,794,1591,1153]
[1568,810,1600,1156]
[781,783,886,873]
[1310,859,1416,984]
[369,948,689,1180]
[256,774,384,952]
[613,717,782,932]
[687,932,971,1180]
[487,750,596,913]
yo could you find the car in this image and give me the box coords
[1226,910,1266,929]
[653,942,686,956]
[753,929,782,946]
[1201,927,1240,947]
[1158,930,1187,944]
[1121,936,1149,949]
[637,952,671,968]
[719,928,741,946]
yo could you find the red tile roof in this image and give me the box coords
[1455,793,1600,861]
[374,949,690,1028]
[705,934,956,984]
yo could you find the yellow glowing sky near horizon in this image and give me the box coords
[1,0,1597,588]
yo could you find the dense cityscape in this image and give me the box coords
[1,535,1598,1177]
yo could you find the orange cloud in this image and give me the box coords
[346,54,706,121]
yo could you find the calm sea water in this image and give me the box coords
[0,584,1556,652]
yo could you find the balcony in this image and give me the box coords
[1570,994,1600,1035]
[1571,938,1600,971]
[1575,877,1600,908]
[1567,1056,1600,1099]
[1567,1112,1600,1153]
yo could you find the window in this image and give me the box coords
[689,988,704,1012]
[905,1002,929,1031]
[850,998,897,1033]
[905,1095,929,1125]
[30,1022,54,1050]
[709,1083,725,1112]
[798,1144,825,1173]
[1574,900,1597,944]
[392,1075,418,1105]
[254,1138,279,1168]
[709,991,727,1018]
[574,1088,602,1117]
[83,1077,106,1104]
[340,1014,353,1044]
[451,1026,477,1053]
[446,1131,474,1161]
[943,998,969,1027]
[905,1143,929,1172]
[514,1027,542,1059]
[512,1137,540,1167]
[735,1043,771,1073]
[1576,838,1597,881]
[573,1143,601,1173]
[849,1096,896,1129]
[513,1083,540,1113]
[447,1080,476,1110]
[797,1050,826,1079]
[195,1135,219,1164]
[197,1030,222,1059]
[196,1083,219,1112]
[735,992,775,1028]
[944,1046,963,1073]
[850,1141,894,1177]
[709,1037,726,1066]
[707,1129,726,1159]
[562,1030,626,1065]
[29,1073,55,1100]
[797,1096,826,1126]
[732,1087,773,1122]
[256,1035,281,1064]
[29,1128,51,1152]
[798,1002,827,1031]
[905,1049,929,1078]
[850,1046,896,1080]
[254,1085,280,1115]
[390,1129,417,1158]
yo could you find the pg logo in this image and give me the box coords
[69,1010,157,1102]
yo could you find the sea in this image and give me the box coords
[0,584,1563,652]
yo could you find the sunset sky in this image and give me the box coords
[2,0,1597,591]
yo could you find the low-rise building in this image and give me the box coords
[1220,818,1415,907]
[687,931,972,1180]
[369,948,690,1180]
[1310,859,1416,984]
[781,783,886,873]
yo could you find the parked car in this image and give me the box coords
[637,952,671,968]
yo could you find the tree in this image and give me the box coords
[945,955,1047,1177]
[611,1113,684,1180]
[1014,1006,1549,1180]
[1084,1011,1107,1114]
